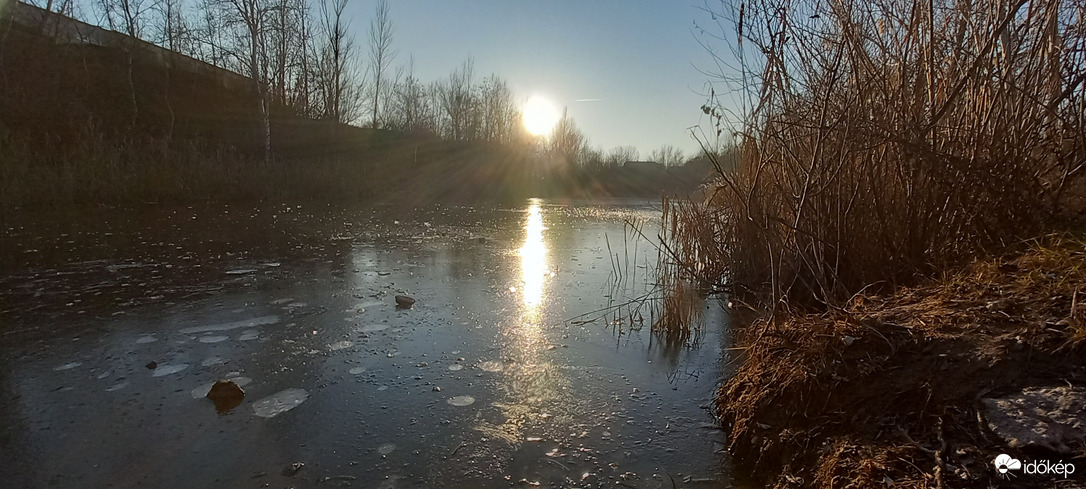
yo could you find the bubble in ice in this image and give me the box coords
[199,335,229,343]
[152,364,189,377]
[447,364,463,371]
[179,316,280,334]
[377,385,388,391]
[135,335,158,344]
[201,357,226,367]
[377,443,396,455]
[252,388,309,418]
[447,395,476,407]
[54,362,82,371]
[349,367,367,375]
[359,324,389,333]
[329,340,353,351]
[106,382,128,392]
[237,330,259,341]
[478,361,503,372]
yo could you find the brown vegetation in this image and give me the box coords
[657,0,1086,485]
[673,0,1086,307]
[720,235,1086,488]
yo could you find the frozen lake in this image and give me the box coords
[0,199,734,488]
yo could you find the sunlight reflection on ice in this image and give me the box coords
[519,199,548,312]
[479,199,571,445]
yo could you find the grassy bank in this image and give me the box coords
[719,236,1086,488]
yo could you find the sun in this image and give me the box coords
[523,96,560,137]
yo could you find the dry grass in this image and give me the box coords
[861,233,1086,346]
[651,272,704,340]
[650,196,727,337]
[674,0,1086,308]
[719,235,1086,488]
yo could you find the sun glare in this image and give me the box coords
[519,199,548,311]
[523,96,560,137]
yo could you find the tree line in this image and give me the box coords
[21,0,693,168]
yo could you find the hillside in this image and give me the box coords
[0,2,706,207]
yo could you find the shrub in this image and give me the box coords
[670,0,1086,308]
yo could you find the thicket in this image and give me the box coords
[663,0,1086,311]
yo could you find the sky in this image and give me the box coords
[345,0,724,159]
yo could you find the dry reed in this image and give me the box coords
[667,0,1086,309]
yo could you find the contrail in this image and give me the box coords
[575,98,602,102]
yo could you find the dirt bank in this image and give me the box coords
[720,235,1086,488]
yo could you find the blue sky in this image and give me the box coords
[347,1,723,159]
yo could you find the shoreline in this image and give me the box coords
[717,235,1086,488]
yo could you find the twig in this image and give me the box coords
[545,458,570,471]
[934,417,948,489]
[897,427,936,456]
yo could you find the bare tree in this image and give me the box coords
[194,0,227,66]
[315,0,364,123]
[97,0,150,37]
[605,146,639,167]
[385,58,417,133]
[425,79,444,136]
[367,0,395,128]
[221,0,271,160]
[150,0,194,142]
[264,0,304,106]
[549,108,584,166]
[478,74,518,143]
[580,145,604,170]
[288,0,312,115]
[438,58,475,140]
[96,0,152,127]
[650,145,684,167]
[378,63,404,126]
[154,0,192,52]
